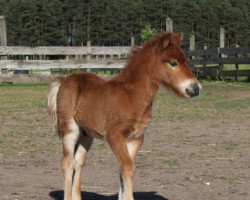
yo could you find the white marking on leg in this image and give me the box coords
[119,139,143,200]
[72,144,86,200]
[127,142,137,161]
[72,133,93,200]
[121,171,134,200]
[118,172,124,200]
[62,120,80,200]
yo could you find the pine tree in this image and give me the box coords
[0,0,249,47]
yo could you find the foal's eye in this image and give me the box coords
[169,61,178,68]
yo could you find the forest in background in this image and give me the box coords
[0,0,249,49]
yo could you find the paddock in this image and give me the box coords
[0,82,249,200]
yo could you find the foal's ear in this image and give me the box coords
[171,32,184,44]
[159,34,170,50]
[159,32,184,50]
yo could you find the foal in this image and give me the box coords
[47,32,201,200]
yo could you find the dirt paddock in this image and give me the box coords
[0,82,250,200]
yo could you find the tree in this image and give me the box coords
[0,0,249,47]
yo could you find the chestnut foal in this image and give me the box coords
[47,32,201,200]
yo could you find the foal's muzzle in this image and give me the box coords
[185,83,201,98]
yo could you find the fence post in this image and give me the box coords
[131,36,135,46]
[166,18,173,33]
[203,45,208,68]
[220,27,225,57]
[219,27,225,72]
[0,16,7,60]
[86,40,91,61]
[235,44,240,81]
[86,41,91,71]
[220,27,225,49]
[189,34,195,51]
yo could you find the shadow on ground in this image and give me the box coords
[49,190,169,200]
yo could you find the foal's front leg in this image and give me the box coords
[118,136,143,200]
[108,133,142,200]
[118,137,144,200]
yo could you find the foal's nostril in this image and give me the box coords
[182,80,201,98]
[193,84,200,96]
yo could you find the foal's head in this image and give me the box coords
[147,32,201,98]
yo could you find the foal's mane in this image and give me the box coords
[121,33,166,73]
[115,32,175,82]
[129,34,163,58]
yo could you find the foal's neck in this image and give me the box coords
[114,58,159,106]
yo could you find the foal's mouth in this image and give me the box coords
[185,83,201,98]
[180,80,202,98]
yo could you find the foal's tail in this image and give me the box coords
[47,78,63,133]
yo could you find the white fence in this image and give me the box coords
[0,46,131,70]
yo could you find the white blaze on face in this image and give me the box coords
[179,79,202,97]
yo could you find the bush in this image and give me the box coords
[141,24,157,42]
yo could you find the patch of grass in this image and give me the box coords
[96,142,107,150]
[0,130,40,152]
[0,84,48,111]
[230,174,246,184]
[153,82,250,121]
[162,158,180,166]
[223,64,250,71]
[0,82,250,155]
[232,175,242,182]
[214,99,250,110]
[184,176,192,181]
[0,84,54,154]
[221,142,238,151]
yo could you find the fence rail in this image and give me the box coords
[0,46,131,56]
[0,46,130,71]
[0,46,250,82]
[0,60,125,70]
[188,47,250,80]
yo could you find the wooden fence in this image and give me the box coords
[188,47,250,80]
[0,46,250,83]
[0,46,130,70]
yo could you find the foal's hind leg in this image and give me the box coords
[72,132,93,200]
[61,119,80,200]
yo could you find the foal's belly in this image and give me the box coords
[81,126,105,139]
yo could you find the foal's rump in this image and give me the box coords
[47,73,107,137]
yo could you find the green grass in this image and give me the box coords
[223,64,250,71]
[0,82,250,154]
[96,142,108,150]
[153,81,250,121]
[0,84,47,110]
[162,158,180,166]
[0,84,53,154]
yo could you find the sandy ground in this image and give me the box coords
[0,83,250,200]
[1,117,250,200]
